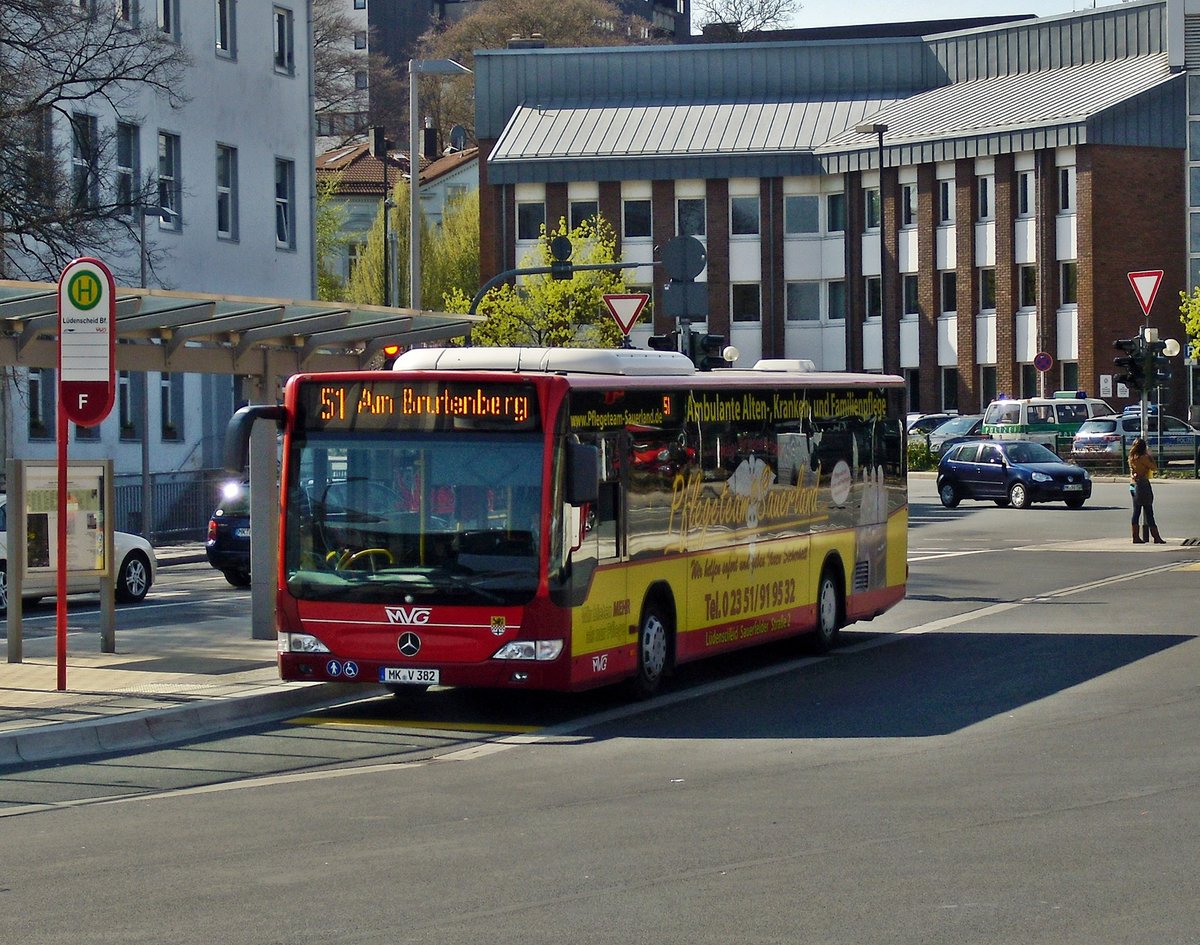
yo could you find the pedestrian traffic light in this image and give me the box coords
[1113,337,1144,390]
[382,343,401,369]
[549,235,572,281]
[692,333,730,371]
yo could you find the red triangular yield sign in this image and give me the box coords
[1127,270,1164,317]
[603,293,650,334]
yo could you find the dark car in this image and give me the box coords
[205,481,251,587]
[936,439,1092,510]
[906,412,956,437]
[926,414,986,458]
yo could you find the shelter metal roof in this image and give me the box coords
[0,280,479,386]
[818,52,1178,162]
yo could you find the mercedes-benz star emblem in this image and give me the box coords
[397,632,421,657]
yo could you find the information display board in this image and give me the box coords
[19,462,109,582]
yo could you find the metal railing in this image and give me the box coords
[113,468,234,544]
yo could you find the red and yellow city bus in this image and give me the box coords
[229,347,908,696]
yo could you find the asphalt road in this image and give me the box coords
[1,477,1198,944]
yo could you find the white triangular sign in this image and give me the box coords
[603,293,650,334]
[1127,270,1164,317]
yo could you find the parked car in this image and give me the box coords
[907,412,956,437]
[0,494,156,613]
[936,439,1092,510]
[1070,413,1199,464]
[926,414,987,458]
[205,481,251,587]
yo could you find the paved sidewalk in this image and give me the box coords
[0,543,382,769]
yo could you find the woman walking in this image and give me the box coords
[1129,437,1164,544]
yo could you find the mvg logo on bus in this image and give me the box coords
[386,606,432,625]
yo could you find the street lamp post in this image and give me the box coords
[408,58,471,311]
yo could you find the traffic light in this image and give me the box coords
[647,332,677,352]
[692,333,730,371]
[549,235,572,281]
[1112,337,1145,390]
[1143,339,1173,388]
[382,343,401,369]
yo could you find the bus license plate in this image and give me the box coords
[1063,483,1083,491]
[380,667,439,685]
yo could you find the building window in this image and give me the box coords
[354,71,368,90]
[864,187,880,230]
[158,0,177,38]
[1019,265,1037,308]
[569,199,597,231]
[731,283,760,322]
[826,193,845,233]
[905,369,920,414]
[115,122,139,216]
[677,198,705,237]
[980,268,996,310]
[160,373,183,440]
[273,7,295,75]
[1058,166,1075,212]
[1017,171,1033,217]
[28,368,54,439]
[623,199,651,239]
[938,179,955,225]
[216,144,238,239]
[516,201,544,240]
[216,0,236,57]
[827,280,846,321]
[1061,361,1079,393]
[940,270,957,314]
[901,184,915,228]
[942,368,959,412]
[116,0,132,24]
[1060,261,1078,306]
[157,131,181,229]
[785,281,820,321]
[1021,363,1038,398]
[354,30,367,50]
[730,195,759,236]
[979,365,997,408]
[347,241,364,279]
[274,158,295,249]
[865,276,881,318]
[903,274,920,317]
[354,0,365,7]
[119,371,139,439]
[784,195,819,235]
[71,113,99,209]
[978,176,993,221]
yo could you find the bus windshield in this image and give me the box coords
[284,431,544,606]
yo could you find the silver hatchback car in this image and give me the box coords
[1070,413,1199,464]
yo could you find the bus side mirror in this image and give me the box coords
[565,441,599,506]
[224,404,286,474]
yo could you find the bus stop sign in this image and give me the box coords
[58,257,116,426]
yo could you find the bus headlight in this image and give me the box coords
[279,633,331,654]
[492,640,564,661]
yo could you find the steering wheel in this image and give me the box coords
[337,548,395,571]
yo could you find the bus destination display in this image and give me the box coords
[298,380,540,432]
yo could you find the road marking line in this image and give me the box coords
[287,716,538,734]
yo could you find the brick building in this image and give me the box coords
[473,0,1200,420]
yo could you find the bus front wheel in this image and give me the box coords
[633,603,671,698]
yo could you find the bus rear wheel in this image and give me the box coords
[633,604,671,698]
[810,567,843,654]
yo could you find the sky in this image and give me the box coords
[784,0,1123,29]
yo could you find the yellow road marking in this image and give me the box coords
[287,716,539,734]
[1174,562,1200,571]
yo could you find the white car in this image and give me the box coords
[0,494,157,613]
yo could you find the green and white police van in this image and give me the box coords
[980,392,1114,454]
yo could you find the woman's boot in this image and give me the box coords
[1151,527,1166,544]
[1132,524,1145,544]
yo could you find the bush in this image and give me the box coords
[907,437,934,471]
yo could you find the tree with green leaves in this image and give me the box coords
[424,190,480,312]
[343,177,411,308]
[316,172,349,300]
[1178,287,1200,361]
[445,215,631,348]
